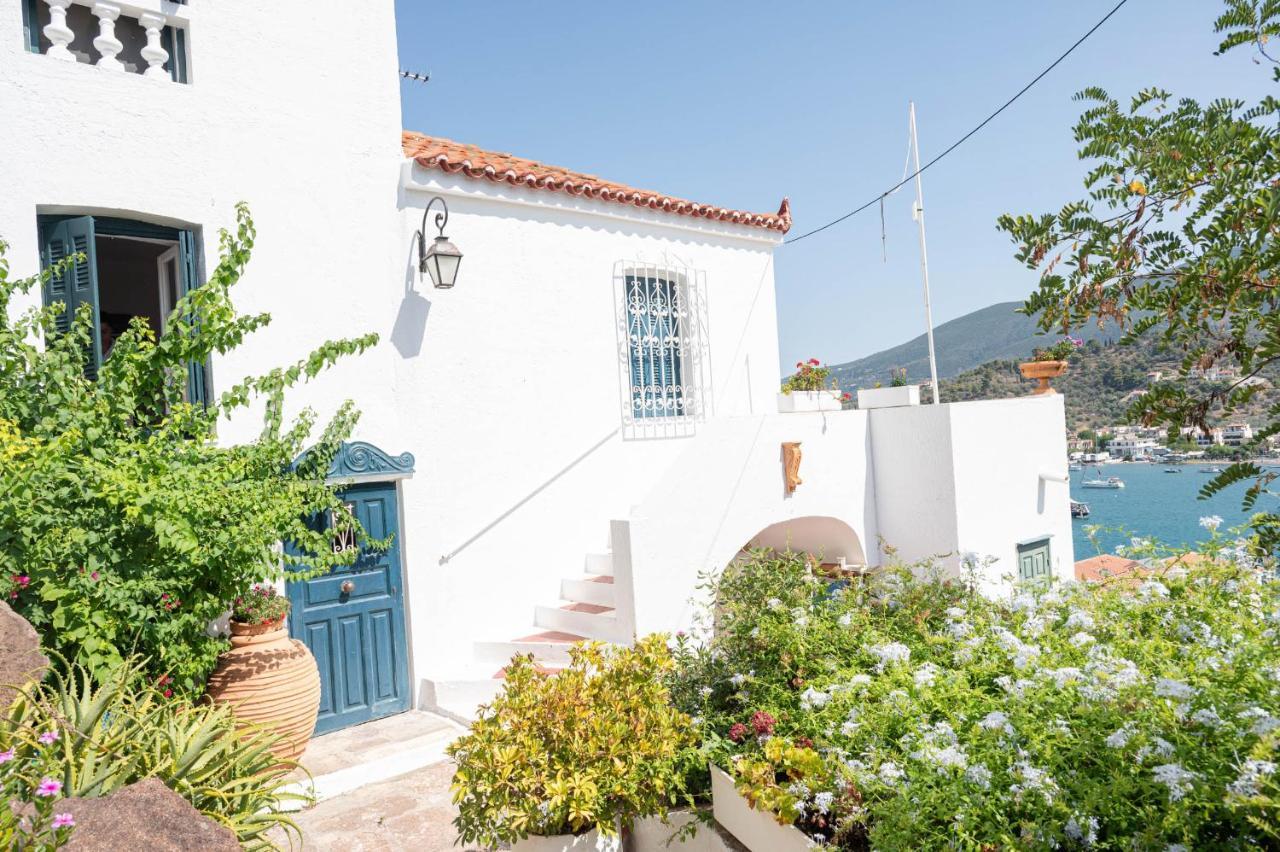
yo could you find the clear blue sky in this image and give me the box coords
[394,1,1270,372]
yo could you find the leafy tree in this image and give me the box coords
[999,0,1280,555]
[0,205,377,692]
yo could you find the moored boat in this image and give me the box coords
[1082,476,1125,489]
[1070,499,1091,518]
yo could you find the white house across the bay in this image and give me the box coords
[2,0,1073,727]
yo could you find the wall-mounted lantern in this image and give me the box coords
[415,196,463,289]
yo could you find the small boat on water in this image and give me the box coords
[1201,467,1224,474]
[1164,467,1182,473]
[1070,499,1091,518]
[1068,463,1083,471]
[1082,476,1126,489]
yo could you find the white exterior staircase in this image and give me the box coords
[427,523,636,722]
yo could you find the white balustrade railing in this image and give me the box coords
[36,0,180,81]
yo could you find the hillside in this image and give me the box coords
[828,301,1121,390]
[932,338,1277,434]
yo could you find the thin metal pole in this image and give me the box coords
[909,101,941,405]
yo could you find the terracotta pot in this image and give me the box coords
[1019,360,1068,395]
[205,617,320,761]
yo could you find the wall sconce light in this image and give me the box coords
[415,196,463,289]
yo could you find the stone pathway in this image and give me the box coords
[273,760,476,851]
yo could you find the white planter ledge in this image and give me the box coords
[856,385,920,410]
[512,828,621,852]
[633,811,735,852]
[709,765,814,852]
[777,390,842,413]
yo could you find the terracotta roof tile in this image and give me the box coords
[402,131,791,234]
[1074,554,1144,583]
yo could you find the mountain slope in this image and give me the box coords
[828,301,1119,390]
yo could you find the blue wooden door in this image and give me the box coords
[287,482,410,735]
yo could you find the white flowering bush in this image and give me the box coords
[669,548,1280,849]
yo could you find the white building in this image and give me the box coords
[1222,423,1254,447]
[2,0,1073,726]
[1181,426,1225,447]
[1108,435,1159,459]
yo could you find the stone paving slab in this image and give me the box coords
[274,761,474,851]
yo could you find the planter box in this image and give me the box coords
[633,811,737,852]
[709,765,813,852]
[1018,360,1068,395]
[777,390,842,413]
[512,828,621,852]
[856,385,920,410]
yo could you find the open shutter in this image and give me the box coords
[177,230,207,406]
[41,216,102,380]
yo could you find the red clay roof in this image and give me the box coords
[1074,554,1144,583]
[402,131,791,234]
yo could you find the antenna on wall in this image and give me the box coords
[909,101,941,406]
[399,69,431,84]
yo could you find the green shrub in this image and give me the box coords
[0,205,377,693]
[671,547,1280,850]
[449,636,698,847]
[0,658,306,850]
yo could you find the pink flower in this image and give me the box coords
[35,778,62,797]
[51,813,74,829]
[808,358,820,366]
[728,723,749,743]
[17,576,29,587]
[750,710,776,735]
[0,748,14,764]
[90,571,99,581]
[38,730,59,745]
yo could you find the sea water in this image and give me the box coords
[1070,462,1280,558]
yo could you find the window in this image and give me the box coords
[625,275,687,420]
[614,261,709,438]
[1016,538,1052,582]
[38,214,206,403]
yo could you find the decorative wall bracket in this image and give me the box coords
[782,442,803,493]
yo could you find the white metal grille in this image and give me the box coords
[613,260,710,439]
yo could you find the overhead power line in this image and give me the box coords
[783,0,1131,246]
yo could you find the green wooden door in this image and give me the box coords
[1017,539,1052,581]
[41,216,102,379]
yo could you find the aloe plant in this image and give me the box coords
[0,659,309,850]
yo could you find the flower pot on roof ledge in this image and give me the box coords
[709,765,813,852]
[205,615,321,762]
[1019,360,1068,396]
[512,828,621,852]
[856,384,921,410]
[777,389,843,413]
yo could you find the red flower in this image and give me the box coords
[841,392,852,401]
[751,710,776,736]
[728,723,749,743]
[163,689,172,698]
[16,576,28,587]
[795,736,814,749]
[808,358,820,366]
[795,362,804,369]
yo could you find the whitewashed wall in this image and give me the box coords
[395,168,783,682]
[625,410,880,638]
[0,0,406,442]
[868,395,1074,593]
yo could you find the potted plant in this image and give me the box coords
[778,359,847,413]
[856,368,921,410]
[1019,336,1081,394]
[205,584,321,761]
[449,636,697,852]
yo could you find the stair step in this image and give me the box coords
[535,604,629,643]
[560,576,618,607]
[473,632,584,667]
[493,663,562,679]
[588,575,614,584]
[584,552,614,576]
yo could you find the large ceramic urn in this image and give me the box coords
[205,617,321,761]
[1019,360,1068,395]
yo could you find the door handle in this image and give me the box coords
[340,580,355,595]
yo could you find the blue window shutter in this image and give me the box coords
[177,230,207,406]
[41,216,102,380]
[625,275,685,420]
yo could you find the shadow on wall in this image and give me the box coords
[392,239,431,358]
[746,516,867,566]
